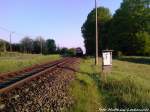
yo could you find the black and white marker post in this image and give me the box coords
[102,50,113,72]
[101,50,113,81]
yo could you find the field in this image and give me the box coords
[0,52,61,73]
[0,53,150,111]
[68,56,150,112]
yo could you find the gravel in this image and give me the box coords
[0,59,79,112]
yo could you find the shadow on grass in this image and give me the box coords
[117,56,150,65]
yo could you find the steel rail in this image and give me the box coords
[0,57,74,93]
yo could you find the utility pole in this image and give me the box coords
[9,32,12,52]
[9,32,15,52]
[95,0,99,65]
[40,37,42,54]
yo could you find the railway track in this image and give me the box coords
[0,57,80,111]
[0,57,77,93]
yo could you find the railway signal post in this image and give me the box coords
[102,50,113,73]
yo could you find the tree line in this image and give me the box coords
[0,37,77,55]
[82,0,150,56]
[0,37,57,54]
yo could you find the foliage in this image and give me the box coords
[81,7,112,55]
[109,0,150,55]
[0,36,58,55]
[82,0,150,56]
[45,39,56,54]
[20,37,33,53]
[12,43,21,52]
[59,47,76,56]
[135,31,150,55]
[32,37,46,54]
[67,48,76,56]
[59,47,68,55]
[0,39,9,52]
[0,39,6,52]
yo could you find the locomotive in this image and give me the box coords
[75,47,83,57]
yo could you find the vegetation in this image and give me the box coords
[0,37,78,56]
[81,0,150,56]
[81,7,112,55]
[69,57,150,111]
[0,52,60,73]
[45,39,56,54]
[0,39,9,52]
[69,58,103,112]
[110,0,150,55]
[59,47,76,56]
[0,37,57,54]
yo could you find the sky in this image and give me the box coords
[0,0,122,51]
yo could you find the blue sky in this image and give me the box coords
[0,0,122,50]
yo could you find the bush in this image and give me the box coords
[67,48,76,56]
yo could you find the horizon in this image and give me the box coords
[0,0,122,51]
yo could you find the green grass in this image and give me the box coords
[0,52,23,57]
[68,59,103,112]
[103,57,150,108]
[68,56,150,112]
[0,52,61,73]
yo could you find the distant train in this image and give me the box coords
[76,47,83,57]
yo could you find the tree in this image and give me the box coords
[45,39,56,54]
[0,39,10,52]
[135,31,150,55]
[0,39,5,52]
[109,0,150,55]
[81,7,112,55]
[55,46,61,54]
[67,48,76,56]
[12,43,21,52]
[33,37,46,54]
[20,37,33,53]
[59,47,68,55]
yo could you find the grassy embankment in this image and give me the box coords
[69,56,150,112]
[0,52,61,73]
